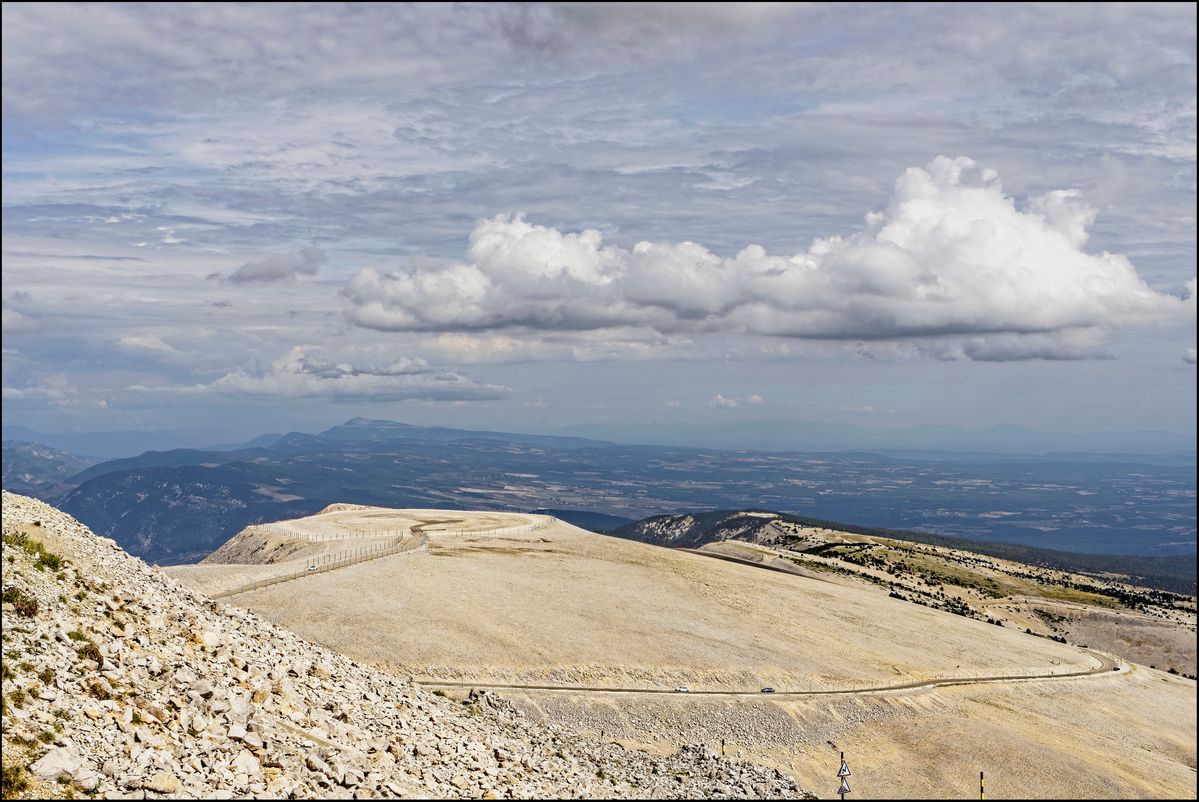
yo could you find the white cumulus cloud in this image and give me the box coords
[707,393,765,408]
[2,373,109,409]
[345,157,1196,361]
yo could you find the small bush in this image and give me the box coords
[38,667,55,685]
[7,689,28,708]
[37,730,55,744]
[1,763,29,797]
[3,529,66,572]
[2,530,30,550]
[1,585,38,617]
[67,630,87,642]
[85,681,111,701]
[77,642,103,664]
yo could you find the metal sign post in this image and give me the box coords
[980,770,985,800]
[837,751,851,800]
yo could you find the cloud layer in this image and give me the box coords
[227,246,326,283]
[346,157,1195,360]
[2,5,1193,435]
[132,346,505,402]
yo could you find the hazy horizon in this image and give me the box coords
[3,413,1195,461]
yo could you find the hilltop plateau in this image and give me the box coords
[165,504,1197,798]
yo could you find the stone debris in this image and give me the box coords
[1,491,810,799]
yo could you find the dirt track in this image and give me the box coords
[418,647,1120,696]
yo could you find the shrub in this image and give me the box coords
[2,529,66,572]
[77,642,103,664]
[1,585,38,617]
[1,763,29,797]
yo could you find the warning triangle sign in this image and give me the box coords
[838,760,851,777]
[838,777,851,795]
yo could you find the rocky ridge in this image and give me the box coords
[1,491,807,799]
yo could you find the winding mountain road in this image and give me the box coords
[417,649,1121,698]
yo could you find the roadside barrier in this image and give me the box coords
[213,532,424,599]
[246,514,552,542]
[213,515,552,599]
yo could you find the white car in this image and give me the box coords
[673,686,690,693]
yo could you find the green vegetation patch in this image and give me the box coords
[775,512,1197,595]
[1,763,30,797]
[2,528,66,573]
[1035,584,1123,609]
[1,585,39,617]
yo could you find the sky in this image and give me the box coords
[2,2,1196,445]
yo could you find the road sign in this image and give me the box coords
[837,752,852,799]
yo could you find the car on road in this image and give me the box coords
[673,686,690,693]
[307,565,317,571]
[760,687,776,693]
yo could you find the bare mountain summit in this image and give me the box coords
[0,492,805,799]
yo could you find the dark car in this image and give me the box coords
[760,687,776,693]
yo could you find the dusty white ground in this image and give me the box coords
[169,506,1198,798]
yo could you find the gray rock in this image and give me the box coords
[29,747,83,780]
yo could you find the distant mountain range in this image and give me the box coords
[609,509,1197,595]
[2,417,1194,566]
[6,417,1195,459]
[554,420,1197,456]
[0,423,280,459]
[0,440,100,498]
